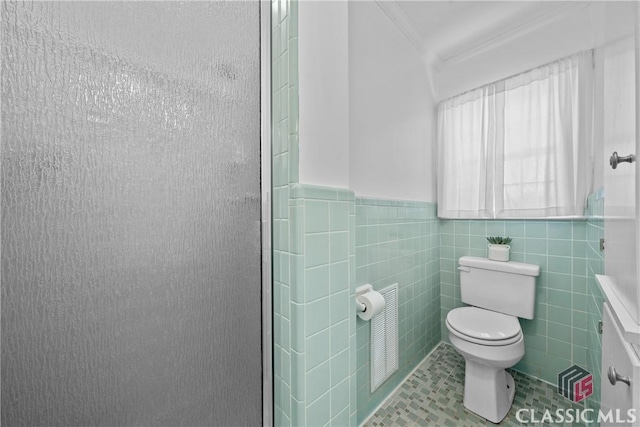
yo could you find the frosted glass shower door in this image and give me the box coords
[1,2,264,426]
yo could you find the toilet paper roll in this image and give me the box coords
[357,291,386,321]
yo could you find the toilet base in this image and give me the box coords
[463,361,516,424]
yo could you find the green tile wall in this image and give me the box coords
[440,219,590,382]
[289,184,357,426]
[440,190,605,412]
[272,0,299,425]
[355,198,441,423]
[272,1,358,424]
[586,189,605,416]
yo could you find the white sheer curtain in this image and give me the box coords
[437,50,594,219]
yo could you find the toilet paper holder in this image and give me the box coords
[355,284,372,313]
[355,284,386,321]
[356,284,384,312]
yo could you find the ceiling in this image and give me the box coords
[390,1,590,65]
[371,1,636,99]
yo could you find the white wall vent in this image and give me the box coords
[370,283,399,392]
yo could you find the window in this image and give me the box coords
[437,51,594,219]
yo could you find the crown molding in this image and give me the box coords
[374,0,442,99]
[375,0,442,66]
[375,0,424,53]
[375,1,591,69]
[441,2,589,66]
[375,1,426,55]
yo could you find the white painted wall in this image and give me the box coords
[348,1,436,202]
[297,1,436,201]
[298,1,350,189]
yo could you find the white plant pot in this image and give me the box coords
[488,244,510,262]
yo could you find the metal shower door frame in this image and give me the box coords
[260,1,273,425]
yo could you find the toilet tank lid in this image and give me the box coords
[459,256,540,277]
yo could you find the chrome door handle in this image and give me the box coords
[607,366,631,386]
[609,152,635,169]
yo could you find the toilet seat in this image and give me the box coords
[446,307,522,346]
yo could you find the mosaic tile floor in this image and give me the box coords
[363,343,586,427]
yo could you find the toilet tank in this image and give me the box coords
[458,256,540,319]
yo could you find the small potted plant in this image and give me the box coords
[486,236,512,262]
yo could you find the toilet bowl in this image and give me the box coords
[448,257,540,424]
[446,307,525,423]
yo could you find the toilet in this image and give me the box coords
[446,256,540,423]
